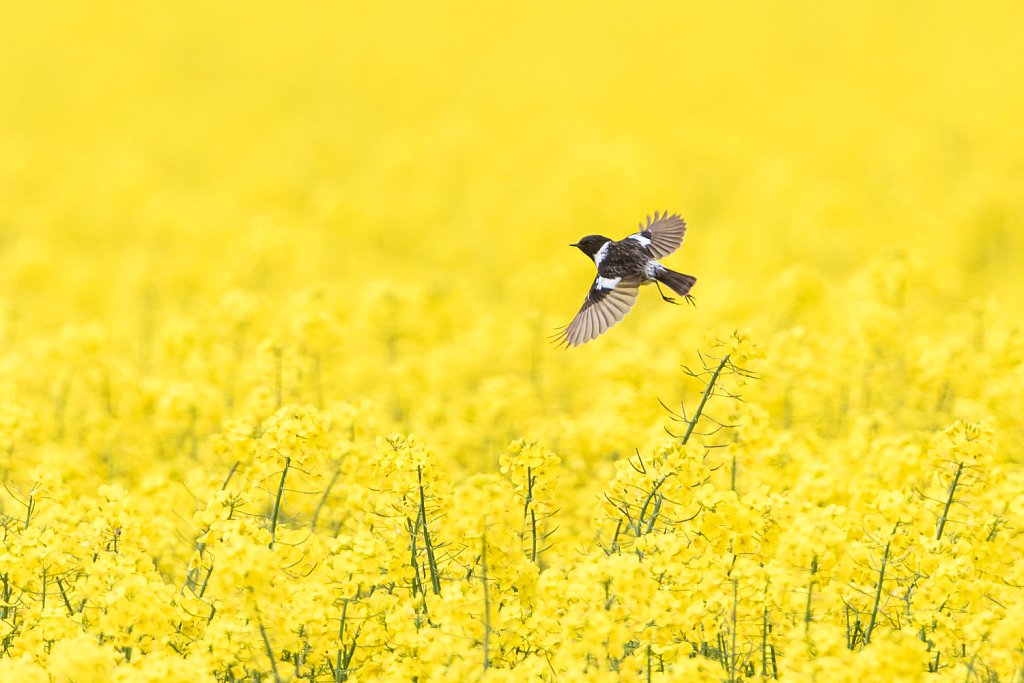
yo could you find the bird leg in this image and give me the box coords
[655,281,678,304]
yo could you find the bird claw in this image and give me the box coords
[654,280,680,305]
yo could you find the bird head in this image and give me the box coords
[570,235,611,261]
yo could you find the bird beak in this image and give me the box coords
[569,242,579,248]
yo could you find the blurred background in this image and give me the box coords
[2,0,1023,466]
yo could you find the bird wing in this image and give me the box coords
[627,211,687,259]
[553,276,641,347]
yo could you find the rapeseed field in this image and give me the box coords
[2,1,1024,680]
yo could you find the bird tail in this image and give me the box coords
[657,268,697,297]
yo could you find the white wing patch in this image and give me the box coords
[595,275,622,290]
[637,211,687,259]
[627,233,652,248]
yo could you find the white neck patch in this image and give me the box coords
[594,241,611,267]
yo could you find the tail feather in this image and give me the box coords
[657,268,696,297]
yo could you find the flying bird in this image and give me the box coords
[554,212,696,347]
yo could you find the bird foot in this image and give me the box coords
[655,281,679,305]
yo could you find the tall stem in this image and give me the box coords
[481,533,491,671]
[935,462,964,541]
[418,467,441,595]
[269,456,291,549]
[683,354,730,445]
[864,540,890,645]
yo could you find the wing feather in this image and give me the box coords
[630,210,687,259]
[554,277,641,347]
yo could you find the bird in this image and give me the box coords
[554,211,696,347]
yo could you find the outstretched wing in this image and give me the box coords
[553,276,640,348]
[627,211,687,259]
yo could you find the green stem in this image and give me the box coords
[335,599,349,682]
[55,577,74,615]
[407,517,422,597]
[864,540,890,645]
[729,579,738,683]
[0,574,9,621]
[804,554,817,631]
[25,491,35,530]
[761,607,769,677]
[530,508,538,563]
[637,476,668,536]
[935,462,964,541]
[259,620,282,683]
[269,456,291,549]
[683,354,730,445]
[482,534,491,671]
[418,467,441,595]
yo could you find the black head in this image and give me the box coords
[570,234,612,260]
